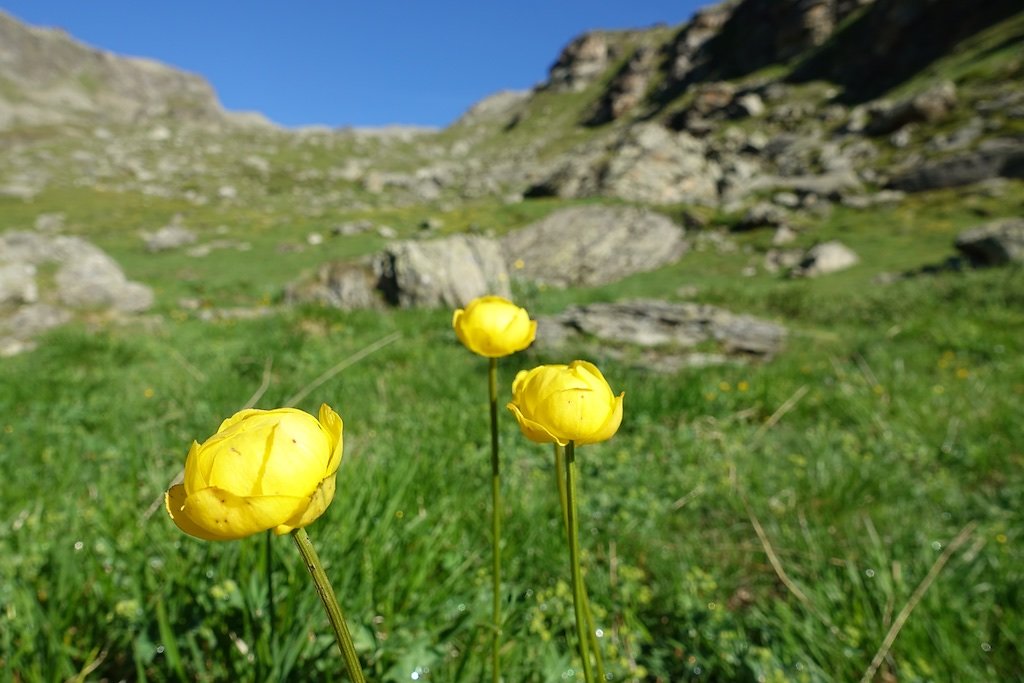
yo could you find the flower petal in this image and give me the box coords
[182,440,207,494]
[274,474,337,535]
[183,486,307,541]
[577,391,624,445]
[507,402,565,445]
[165,484,225,541]
[318,403,345,475]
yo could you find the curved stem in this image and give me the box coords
[291,528,366,683]
[555,444,606,682]
[488,357,503,683]
[565,442,595,683]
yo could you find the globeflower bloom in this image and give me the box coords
[507,360,623,446]
[165,404,343,541]
[452,295,536,358]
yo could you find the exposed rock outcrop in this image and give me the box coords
[527,124,721,205]
[537,299,787,367]
[888,139,1024,192]
[542,32,617,93]
[286,234,509,310]
[790,0,1021,102]
[587,46,658,124]
[0,231,154,355]
[954,218,1024,266]
[502,205,686,287]
[864,81,958,135]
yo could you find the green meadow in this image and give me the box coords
[1,182,1023,682]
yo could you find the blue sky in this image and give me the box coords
[1,1,707,128]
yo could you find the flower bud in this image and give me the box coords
[165,405,343,541]
[507,360,623,446]
[453,295,536,358]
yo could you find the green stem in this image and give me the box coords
[291,528,366,683]
[565,442,595,683]
[488,357,502,683]
[554,445,606,682]
[265,530,276,657]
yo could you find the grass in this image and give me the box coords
[2,176,1023,681]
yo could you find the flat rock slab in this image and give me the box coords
[502,205,686,288]
[538,299,786,359]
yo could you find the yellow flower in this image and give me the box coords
[452,295,536,358]
[507,360,623,446]
[165,405,343,541]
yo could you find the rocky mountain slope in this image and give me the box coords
[1,0,1023,354]
[0,11,275,129]
[1,1,1022,208]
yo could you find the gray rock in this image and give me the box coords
[527,124,721,205]
[771,225,798,246]
[866,81,957,136]
[543,32,613,93]
[285,261,384,311]
[888,138,1024,192]
[954,218,1024,266]
[1,303,70,339]
[286,234,509,310]
[733,170,863,201]
[0,263,37,305]
[738,202,788,230]
[0,304,71,356]
[772,192,801,208]
[0,230,104,264]
[374,234,510,308]
[601,125,721,204]
[33,212,65,233]
[56,251,154,312]
[502,205,686,288]
[764,247,803,273]
[331,220,374,237]
[587,46,657,124]
[538,299,786,358]
[0,231,153,319]
[143,221,197,252]
[791,241,859,277]
[730,92,766,118]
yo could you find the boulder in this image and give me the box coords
[865,81,957,135]
[0,230,155,316]
[286,234,509,310]
[790,241,859,277]
[0,263,37,305]
[0,304,71,357]
[374,234,510,308]
[502,205,686,288]
[538,299,786,358]
[730,92,766,118]
[55,251,154,312]
[285,261,384,311]
[738,201,788,230]
[143,222,197,252]
[888,138,1024,192]
[954,218,1024,266]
